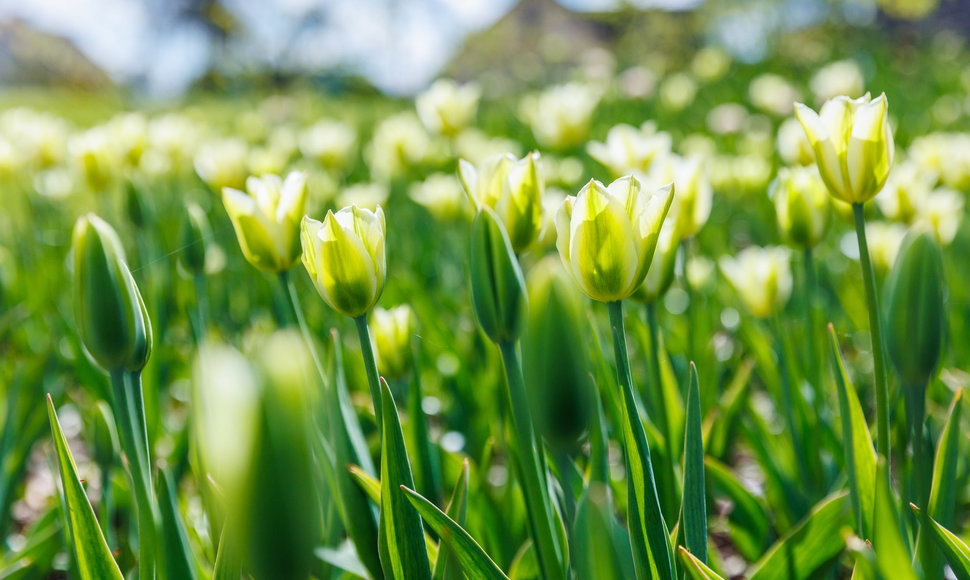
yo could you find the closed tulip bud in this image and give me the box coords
[469,207,527,343]
[223,171,307,273]
[770,166,831,250]
[555,176,674,303]
[301,205,386,318]
[634,220,680,304]
[370,305,416,380]
[73,214,153,372]
[416,79,481,137]
[719,246,793,318]
[179,202,211,275]
[884,231,944,386]
[522,256,592,452]
[667,155,712,238]
[459,151,543,253]
[90,400,120,469]
[794,93,894,205]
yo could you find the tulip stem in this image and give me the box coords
[904,384,928,511]
[354,314,384,431]
[110,370,157,580]
[607,301,675,580]
[498,340,565,580]
[852,203,890,459]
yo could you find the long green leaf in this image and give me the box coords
[681,362,707,563]
[379,378,433,580]
[571,484,626,580]
[703,457,768,561]
[349,464,382,504]
[872,457,917,580]
[211,525,242,580]
[678,546,725,580]
[402,485,509,580]
[828,324,877,538]
[158,470,199,580]
[919,389,964,578]
[911,505,970,580]
[433,459,471,580]
[748,492,849,580]
[46,395,124,580]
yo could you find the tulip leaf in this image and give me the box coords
[158,470,199,580]
[211,525,242,580]
[678,546,726,580]
[571,484,627,580]
[378,378,433,580]
[46,395,124,580]
[349,464,382,504]
[910,505,970,580]
[433,459,470,580]
[747,492,849,580]
[681,363,707,564]
[703,458,769,561]
[403,485,509,580]
[872,458,917,580]
[828,324,876,538]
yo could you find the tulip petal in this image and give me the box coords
[568,180,638,302]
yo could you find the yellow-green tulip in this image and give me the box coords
[634,220,680,304]
[719,246,792,319]
[222,171,307,273]
[458,152,543,253]
[370,305,416,380]
[794,93,894,204]
[555,175,674,303]
[301,205,386,318]
[770,166,830,250]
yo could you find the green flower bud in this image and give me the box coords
[90,399,120,469]
[884,230,945,386]
[469,207,527,344]
[459,152,544,253]
[771,166,830,250]
[73,214,153,372]
[179,201,211,275]
[522,256,592,452]
[370,304,416,381]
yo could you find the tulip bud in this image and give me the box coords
[73,214,153,372]
[667,155,712,238]
[794,93,894,205]
[634,219,680,304]
[522,257,592,452]
[884,231,944,386]
[90,399,120,469]
[301,205,387,318]
[459,151,544,253]
[222,171,307,273]
[370,305,416,380]
[416,79,481,137]
[770,166,830,250]
[179,202,211,275]
[469,207,527,343]
[555,176,674,303]
[719,246,793,318]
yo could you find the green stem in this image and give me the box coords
[498,340,565,580]
[608,301,674,580]
[110,370,157,580]
[646,303,678,524]
[852,203,891,459]
[904,385,928,510]
[803,248,820,390]
[354,314,384,431]
[553,451,577,531]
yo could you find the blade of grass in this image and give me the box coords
[681,362,707,564]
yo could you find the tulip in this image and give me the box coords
[771,166,831,250]
[222,171,307,274]
[777,117,815,166]
[409,173,467,222]
[195,138,249,192]
[809,60,865,102]
[469,207,527,344]
[634,219,680,304]
[459,152,543,253]
[875,160,933,223]
[586,122,672,178]
[667,155,712,238]
[416,79,481,137]
[301,205,387,319]
[521,82,601,150]
[298,119,357,171]
[555,176,674,303]
[916,188,964,246]
[794,93,894,205]
[73,214,153,373]
[719,246,793,319]
[370,305,416,381]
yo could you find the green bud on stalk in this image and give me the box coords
[73,214,153,372]
[469,207,527,344]
[884,230,945,386]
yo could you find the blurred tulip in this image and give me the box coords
[409,173,467,221]
[195,138,249,191]
[222,171,307,273]
[301,205,386,318]
[810,60,865,102]
[771,166,831,250]
[179,202,211,275]
[522,256,592,452]
[416,79,481,137]
[875,160,934,223]
[634,219,680,304]
[916,188,964,246]
[777,117,815,166]
[69,127,117,190]
[370,305,416,380]
[298,119,357,171]
[719,246,793,318]
[555,175,674,303]
[586,122,671,178]
[884,231,944,386]
[336,182,389,211]
[666,155,712,238]
[749,73,800,116]
[659,72,698,112]
[469,208,527,343]
[73,214,153,372]
[366,112,431,181]
[520,82,601,150]
[459,151,544,253]
[795,93,894,204]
